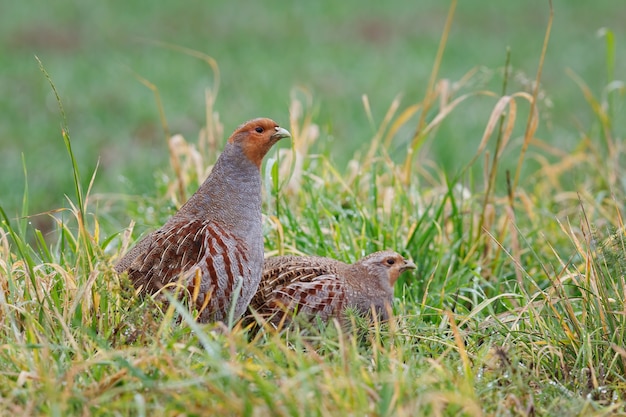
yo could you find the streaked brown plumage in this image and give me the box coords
[249,251,416,325]
[115,118,290,322]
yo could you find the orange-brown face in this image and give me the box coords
[381,253,416,285]
[361,251,416,286]
[228,118,291,167]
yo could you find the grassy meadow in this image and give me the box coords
[1,0,626,415]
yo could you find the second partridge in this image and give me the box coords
[249,251,416,324]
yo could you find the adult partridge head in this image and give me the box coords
[249,250,416,326]
[115,118,290,323]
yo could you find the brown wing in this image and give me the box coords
[250,256,344,311]
[125,219,202,291]
[125,218,250,320]
[260,275,346,322]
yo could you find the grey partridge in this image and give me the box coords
[249,251,416,325]
[115,118,291,323]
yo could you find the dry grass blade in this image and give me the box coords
[404,0,458,183]
[512,0,553,191]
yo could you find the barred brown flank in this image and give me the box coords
[115,118,290,323]
[248,251,416,326]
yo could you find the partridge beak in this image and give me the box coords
[272,126,291,140]
[401,259,417,272]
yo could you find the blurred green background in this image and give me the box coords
[0,0,623,219]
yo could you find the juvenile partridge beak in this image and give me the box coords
[272,126,291,140]
[401,259,417,272]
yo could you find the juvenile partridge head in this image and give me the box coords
[115,118,290,323]
[357,250,418,286]
[248,250,416,326]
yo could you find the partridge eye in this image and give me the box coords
[255,127,264,133]
[386,259,395,265]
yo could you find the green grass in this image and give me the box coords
[1,0,624,218]
[2,1,626,415]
